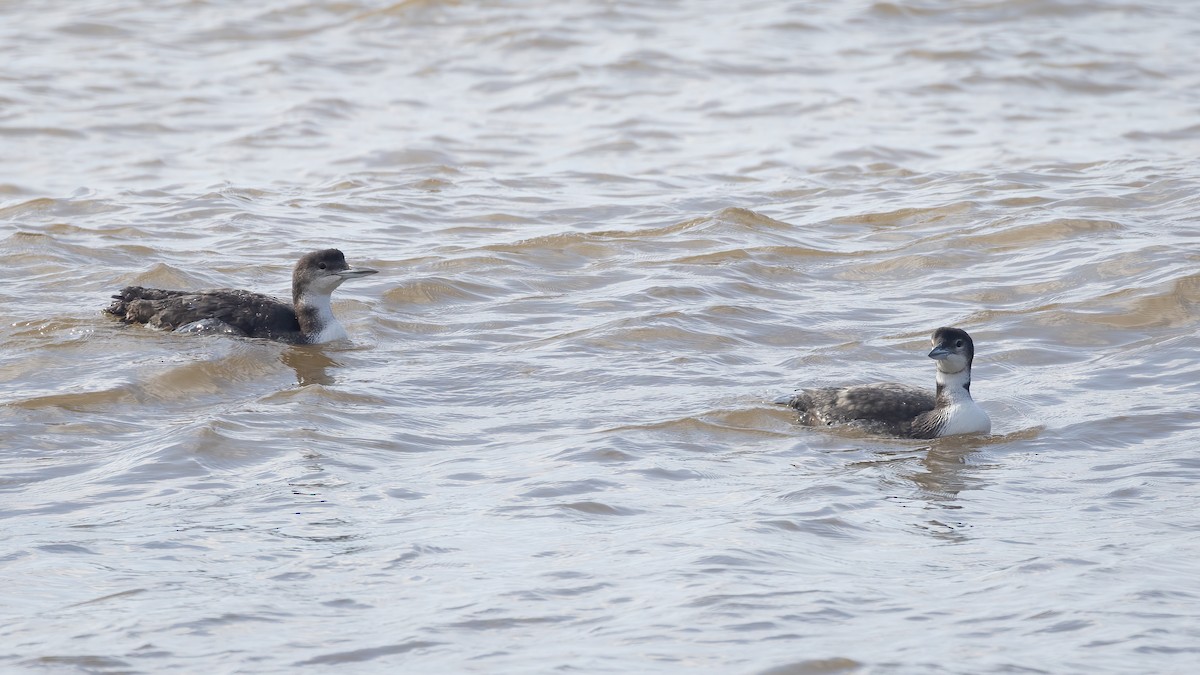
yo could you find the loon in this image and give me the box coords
[777,327,991,439]
[105,249,378,344]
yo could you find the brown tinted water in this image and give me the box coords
[3,1,1200,673]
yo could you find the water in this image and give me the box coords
[3,1,1200,672]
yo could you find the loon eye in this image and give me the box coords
[318,262,327,270]
[955,339,964,348]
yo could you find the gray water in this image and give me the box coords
[3,1,1200,673]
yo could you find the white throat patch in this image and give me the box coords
[934,368,991,436]
[299,292,348,344]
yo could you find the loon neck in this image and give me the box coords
[295,291,347,343]
[931,362,991,436]
[934,367,973,405]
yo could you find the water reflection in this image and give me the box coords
[920,427,1042,495]
[909,443,981,505]
[280,346,340,386]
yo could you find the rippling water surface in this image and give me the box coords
[3,1,1200,672]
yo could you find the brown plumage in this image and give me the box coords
[784,382,942,439]
[107,287,306,341]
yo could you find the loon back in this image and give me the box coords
[107,287,304,343]
[783,382,943,439]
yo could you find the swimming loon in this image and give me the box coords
[777,327,991,439]
[105,249,378,344]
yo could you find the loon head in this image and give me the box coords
[292,249,378,301]
[927,326,975,375]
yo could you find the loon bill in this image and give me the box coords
[777,327,991,439]
[104,249,378,345]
